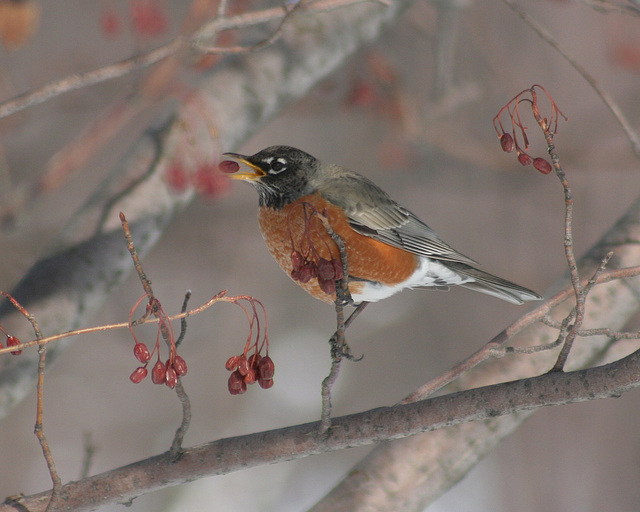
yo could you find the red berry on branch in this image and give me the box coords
[165,366,178,388]
[248,352,262,369]
[151,360,167,384]
[533,157,553,175]
[6,335,21,355]
[298,262,316,283]
[291,250,304,271]
[225,355,240,371]
[500,133,515,153]
[258,356,275,380]
[244,368,257,385]
[318,276,336,295]
[517,152,533,166]
[173,355,188,376]
[237,355,250,376]
[317,258,336,281]
[228,370,247,395]
[133,342,151,363]
[258,378,274,389]
[130,366,148,384]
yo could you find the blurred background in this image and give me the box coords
[1,1,640,511]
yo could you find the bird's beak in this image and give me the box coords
[221,152,266,182]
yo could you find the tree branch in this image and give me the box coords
[4,346,640,512]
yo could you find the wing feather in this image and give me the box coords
[317,167,478,265]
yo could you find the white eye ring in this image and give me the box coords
[269,158,287,174]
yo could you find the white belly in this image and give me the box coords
[350,256,471,303]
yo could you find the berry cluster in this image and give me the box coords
[493,85,566,175]
[223,296,273,395]
[290,250,344,295]
[128,295,187,389]
[129,342,188,389]
[225,352,275,395]
[287,203,345,296]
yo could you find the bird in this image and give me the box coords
[222,145,542,306]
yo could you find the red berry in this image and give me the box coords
[258,356,275,380]
[173,355,188,376]
[298,262,317,283]
[291,250,304,271]
[225,355,240,371]
[133,342,151,363]
[228,370,247,395]
[517,152,533,166]
[318,276,336,295]
[248,352,262,369]
[244,368,257,385]
[151,360,167,385]
[219,160,240,174]
[130,366,148,384]
[165,366,178,389]
[290,269,302,281]
[317,258,336,280]
[258,378,274,389]
[7,335,21,356]
[500,133,515,153]
[533,157,553,175]
[237,355,250,376]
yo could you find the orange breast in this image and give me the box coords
[258,193,419,304]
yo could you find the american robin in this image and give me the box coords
[222,146,542,306]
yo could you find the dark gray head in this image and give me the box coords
[223,146,321,209]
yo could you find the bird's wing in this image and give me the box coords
[320,170,478,265]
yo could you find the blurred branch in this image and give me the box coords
[0,0,381,120]
[4,346,640,512]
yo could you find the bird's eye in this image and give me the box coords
[270,160,286,173]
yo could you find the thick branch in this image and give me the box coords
[4,347,640,512]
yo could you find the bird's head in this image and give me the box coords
[222,145,320,209]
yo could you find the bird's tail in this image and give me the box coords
[447,262,543,305]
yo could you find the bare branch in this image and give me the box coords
[4,347,640,512]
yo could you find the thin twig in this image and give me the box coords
[0,293,63,509]
[502,0,640,156]
[169,291,193,456]
[169,381,192,458]
[0,39,183,120]
[79,432,97,480]
[400,264,640,403]
[0,291,232,356]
